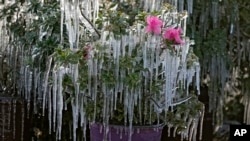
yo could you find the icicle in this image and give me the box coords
[93,59,98,121]
[128,90,135,141]
[82,117,87,141]
[189,121,195,141]
[120,127,123,139]
[168,125,171,137]
[195,62,201,95]
[60,0,65,44]
[230,23,234,34]
[69,121,72,139]
[192,120,198,141]
[178,0,184,11]
[211,1,218,28]
[199,105,205,140]
[88,59,93,97]
[71,82,80,141]
[26,71,32,118]
[48,85,52,134]
[173,126,178,137]
[187,0,193,14]
[37,71,43,106]
[52,69,58,132]
[43,56,53,116]
[33,69,38,114]
[56,67,65,140]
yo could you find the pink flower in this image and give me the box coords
[83,45,92,60]
[163,28,183,44]
[146,16,163,35]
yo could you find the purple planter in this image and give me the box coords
[90,123,163,141]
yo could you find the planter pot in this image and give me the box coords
[90,123,164,141]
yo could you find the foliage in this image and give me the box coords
[0,0,64,70]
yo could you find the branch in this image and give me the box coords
[79,8,101,39]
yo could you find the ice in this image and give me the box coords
[42,56,53,116]
[199,106,205,140]
[52,70,57,132]
[93,59,98,120]
[71,82,80,141]
[178,0,184,11]
[48,85,52,134]
[187,0,193,14]
[56,67,66,140]
[33,69,39,114]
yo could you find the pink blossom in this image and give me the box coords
[83,45,92,60]
[163,28,183,44]
[146,16,163,35]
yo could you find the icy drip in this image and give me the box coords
[71,82,80,141]
[63,0,78,49]
[244,94,250,124]
[52,70,58,132]
[164,51,172,109]
[37,71,43,107]
[60,0,65,44]
[199,105,205,140]
[80,0,99,23]
[33,69,39,114]
[87,58,93,97]
[48,85,52,134]
[42,56,53,116]
[208,56,228,128]
[101,85,110,140]
[195,63,201,95]
[127,90,135,141]
[178,0,184,12]
[80,92,87,141]
[187,0,193,14]
[112,38,121,111]
[56,67,66,140]
[141,0,164,12]
[93,59,98,121]
[211,1,218,28]
[26,67,32,118]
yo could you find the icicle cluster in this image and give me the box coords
[189,0,241,131]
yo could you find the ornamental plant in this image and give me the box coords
[52,2,204,141]
[0,0,204,141]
